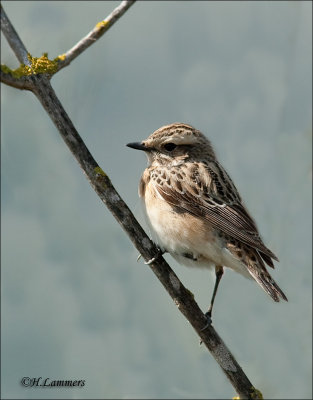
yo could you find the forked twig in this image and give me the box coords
[56,0,136,71]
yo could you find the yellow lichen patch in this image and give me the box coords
[55,53,66,62]
[250,387,263,399]
[94,166,107,189]
[232,387,263,400]
[95,20,110,31]
[28,53,58,74]
[94,166,107,177]
[1,64,14,75]
[1,62,32,78]
[1,53,58,78]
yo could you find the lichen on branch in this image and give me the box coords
[1,52,64,78]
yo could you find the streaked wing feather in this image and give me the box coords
[154,162,278,262]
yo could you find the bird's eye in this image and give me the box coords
[163,143,177,152]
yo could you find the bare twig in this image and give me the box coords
[1,4,263,399]
[0,4,29,65]
[56,0,136,71]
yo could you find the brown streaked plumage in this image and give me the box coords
[127,123,287,320]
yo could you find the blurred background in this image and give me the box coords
[1,1,312,399]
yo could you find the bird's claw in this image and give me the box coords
[201,311,212,331]
[144,247,164,265]
[199,312,213,345]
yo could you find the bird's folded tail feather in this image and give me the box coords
[246,251,288,302]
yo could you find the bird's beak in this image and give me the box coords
[126,142,150,151]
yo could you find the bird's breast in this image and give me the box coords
[141,180,223,267]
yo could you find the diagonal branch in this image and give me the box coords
[56,0,136,71]
[0,4,29,65]
[1,4,263,400]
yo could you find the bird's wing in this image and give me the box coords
[151,161,278,264]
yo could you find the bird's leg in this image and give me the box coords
[144,246,165,265]
[202,265,224,330]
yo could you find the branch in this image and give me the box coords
[0,70,33,90]
[1,4,263,399]
[0,4,29,65]
[1,1,136,83]
[56,0,136,71]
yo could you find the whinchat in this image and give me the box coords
[127,123,287,322]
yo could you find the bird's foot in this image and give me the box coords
[201,311,212,331]
[144,247,164,265]
[199,311,213,345]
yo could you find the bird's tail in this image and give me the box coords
[246,251,288,302]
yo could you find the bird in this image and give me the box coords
[127,123,287,323]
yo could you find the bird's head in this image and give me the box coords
[127,123,216,166]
